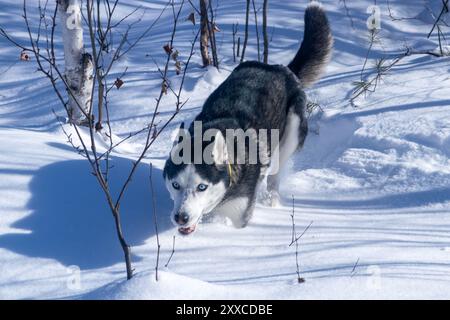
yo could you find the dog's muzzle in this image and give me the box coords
[174,212,189,225]
[174,212,197,235]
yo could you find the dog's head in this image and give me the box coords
[163,123,231,235]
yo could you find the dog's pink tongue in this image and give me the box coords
[178,225,196,235]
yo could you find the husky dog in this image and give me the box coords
[163,2,333,235]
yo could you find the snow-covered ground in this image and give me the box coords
[1,0,450,299]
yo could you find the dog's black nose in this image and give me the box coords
[175,212,189,225]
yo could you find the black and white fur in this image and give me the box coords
[163,2,333,234]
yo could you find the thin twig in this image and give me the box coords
[350,257,360,277]
[290,196,308,283]
[165,236,176,268]
[149,163,161,281]
[427,0,449,39]
[251,0,260,62]
[339,0,354,28]
[240,0,250,63]
[289,220,313,247]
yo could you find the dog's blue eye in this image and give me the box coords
[197,183,208,192]
[172,182,180,190]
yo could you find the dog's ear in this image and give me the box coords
[171,122,185,147]
[212,130,228,165]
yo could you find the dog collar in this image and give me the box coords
[227,163,233,187]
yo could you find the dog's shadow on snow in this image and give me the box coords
[0,142,173,269]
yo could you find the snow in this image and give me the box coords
[1,0,450,299]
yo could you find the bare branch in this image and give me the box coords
[165,236,176,268]
[262,0,268,63]
[290,196,308,283]
[149,163,161,281]
[251,0,260,62]
[240,0,250,63]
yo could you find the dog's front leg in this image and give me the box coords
[215,194,256,228]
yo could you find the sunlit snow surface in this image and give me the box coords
[0,0,450,299]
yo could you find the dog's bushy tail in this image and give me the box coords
[288,2,333,87]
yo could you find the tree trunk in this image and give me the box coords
[57,0,93,124]
[263,0,269,64]
[208,1,219,67]
[237,36,241,57]
[251,0,260,62]
[240,0,250,63]
[232,24,236,62]
[199,0,211,67]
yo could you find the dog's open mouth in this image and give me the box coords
[178,224,196,235]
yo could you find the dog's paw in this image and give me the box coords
[269,191,281,207]
[257,189,271,205]
[258,190,281,207]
